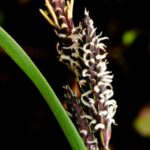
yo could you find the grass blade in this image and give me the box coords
[0,27,87,150]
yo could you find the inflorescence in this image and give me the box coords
[40,1,117,150]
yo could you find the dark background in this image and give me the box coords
[0,0,150,149]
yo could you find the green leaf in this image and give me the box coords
[0,27,87,150]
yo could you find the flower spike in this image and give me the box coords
[40,1,117,150]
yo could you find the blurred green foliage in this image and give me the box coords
[122,30,139,46]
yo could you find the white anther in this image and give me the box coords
[99,110,107,116]
[89,119,97,126]
[80,130,88,136]
[94,85,100,93]
[80,115,92,120]
[90,27,97,38]
[94,123,105,130]
[87,139,98,144]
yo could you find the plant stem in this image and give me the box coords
[0,26,87,150]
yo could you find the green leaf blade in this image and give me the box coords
[0,27,87,150]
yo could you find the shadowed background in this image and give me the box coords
[0,0,150,149]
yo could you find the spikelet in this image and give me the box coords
[40,1,117,150]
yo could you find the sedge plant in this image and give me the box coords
[0,0,117,150]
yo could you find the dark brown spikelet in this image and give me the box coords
[64,85,99,150]
[40,0,74,35]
